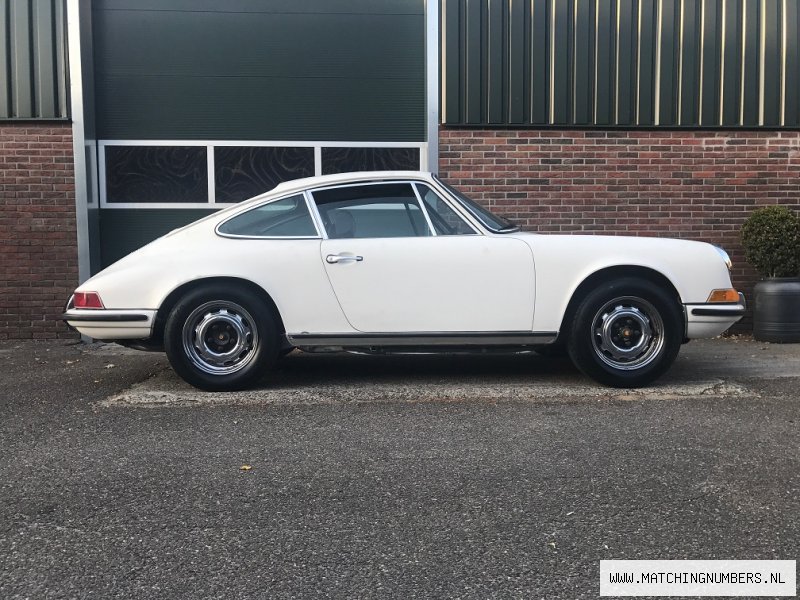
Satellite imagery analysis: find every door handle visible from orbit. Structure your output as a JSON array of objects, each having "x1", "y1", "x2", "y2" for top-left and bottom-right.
[{"x1": 326, "y1": 254, "x2": 364, "y2": 264}]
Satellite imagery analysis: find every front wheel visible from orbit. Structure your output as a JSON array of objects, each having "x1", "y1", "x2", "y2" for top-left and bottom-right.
[
  {"x1": 164, "y1": 285, "x2": 279, "y2": 391},
  {"x1": 567, "y1": 278, "x2": 683, "y2": 388}
]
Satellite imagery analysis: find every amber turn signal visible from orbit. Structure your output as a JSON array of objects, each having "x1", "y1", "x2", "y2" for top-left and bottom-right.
[{"x1": 706, "y1": 289, "x2": 740, "y2": 303}]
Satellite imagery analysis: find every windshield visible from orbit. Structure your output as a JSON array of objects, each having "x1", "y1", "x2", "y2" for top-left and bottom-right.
[{"x1": 433, "y1": 176, "x2": 519, "y2": 233}]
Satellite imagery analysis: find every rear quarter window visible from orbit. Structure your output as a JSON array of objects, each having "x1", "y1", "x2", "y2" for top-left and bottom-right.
[{"x1": 217, "y1": 194, "x2": 318, "y2": 237}]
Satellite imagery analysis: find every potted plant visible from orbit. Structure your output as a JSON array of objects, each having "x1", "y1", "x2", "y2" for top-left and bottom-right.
[{"x1": 740, "y1": 206, "x2": 800, "y2": 342}]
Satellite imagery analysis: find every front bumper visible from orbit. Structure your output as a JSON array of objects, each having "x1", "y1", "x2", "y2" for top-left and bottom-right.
[{"x1": 684, "y1": 292, "x2": 746, "y2": 338}]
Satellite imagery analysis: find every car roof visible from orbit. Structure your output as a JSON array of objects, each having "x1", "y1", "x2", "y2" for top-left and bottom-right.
[
  {"x1": 186, "y1": 171, "x2": 438, "y2": 232},
  {"x1": 268, "y1": 170, "x2": 435, "y2": 197}
]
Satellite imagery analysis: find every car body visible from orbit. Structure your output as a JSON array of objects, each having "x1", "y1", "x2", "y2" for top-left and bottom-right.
[{"x1": 62, "y1": 171, "x2": 746, "y2": 390}]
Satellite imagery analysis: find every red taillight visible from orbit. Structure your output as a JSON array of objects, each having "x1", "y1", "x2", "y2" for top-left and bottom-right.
[{"x1": 73, "y1": 291, "x2": 105, "y2": 309}]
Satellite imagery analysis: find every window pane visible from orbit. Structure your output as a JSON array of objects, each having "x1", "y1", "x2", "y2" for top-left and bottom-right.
[
  {"x1": 105, "y1": 146, "x2": 208, "y2": 204},
  {"x1": 313, "y1": 183, "x2": 431, "y2": 239},
  {"x1": 217, "y1": 194, "x2": 317, "y2": 237},
  {"x1": 433, "y1": 176, "x2": 519, "y2": 233},
  {"x1": 415, "y1": 184, "x2": 477, "y2": 235},
  {"x1": 321, "y1": 147, "x2": 420, "y2": 175},
  {"x1": 215, "y1": 146, "x2": 314, "y2": 203}
]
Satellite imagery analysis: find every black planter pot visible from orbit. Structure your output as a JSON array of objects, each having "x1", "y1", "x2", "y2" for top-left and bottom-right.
[{"x1": 753, "y1": 277, "x2": 800, "y2": 343}]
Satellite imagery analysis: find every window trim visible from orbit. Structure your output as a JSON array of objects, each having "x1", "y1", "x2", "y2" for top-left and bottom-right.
[
  {"x1": 410, "y1": 183, "x2": 439, "y2": 236},
  {"x1": 214, "y1": 191, "x2": 322, "y2": 240},
  {"x1": 98, "y1": 139, "x2": 428, "y2": 209},
  {"x1": 418, "y1": 179, "x2": 491, "y2": 235},
  {"x1": 102, "y1": 143, "x2": 211, "y2": 208},
  {"x1": 431, "y1": 174, "x2": 520, "y2": 234},
  {"x1": 309, "y1": 180, "x2": 438, "y2": 240},
  {"x1": 412, "y1": 182, "x2": 480, "y2": 236}
]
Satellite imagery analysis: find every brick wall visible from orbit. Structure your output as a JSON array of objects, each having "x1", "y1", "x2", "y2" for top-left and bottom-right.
[
  {"x1": 439, "y1": 128, "x2": 800, "y2": 328},
  {"x1": 0, "y1": 123, "x2": 77, "y2": 339},
  {"x1": 1, "y1": 125, "x2": 797, "y2": 338}
]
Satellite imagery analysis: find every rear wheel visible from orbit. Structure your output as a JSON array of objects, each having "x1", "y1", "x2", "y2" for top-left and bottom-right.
[
  {"x1": 567, "y1": 278, "x2": 683, "y2": 387},
  {"x1": 164, "y1": 285, "x2": 279, "y2": 391}
]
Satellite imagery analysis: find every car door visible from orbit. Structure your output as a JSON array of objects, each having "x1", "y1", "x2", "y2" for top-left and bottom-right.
[{"x1": 312, "y1": 181, "x2": 535, "y2": 333}]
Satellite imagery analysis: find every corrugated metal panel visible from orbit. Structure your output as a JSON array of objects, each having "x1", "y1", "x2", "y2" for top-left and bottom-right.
[
  {"x1": 0, "y1": 0, "x2": 68, "y2": 119},
  {"x1": 92, "y1": 0, "x2": 425, "y2": 141},
  {"x1": 442, "y1": 0, "x2": 796, "y2": 127},
  {"x1": 785, "y1": 0, "x2": 800, "y2": 126}
]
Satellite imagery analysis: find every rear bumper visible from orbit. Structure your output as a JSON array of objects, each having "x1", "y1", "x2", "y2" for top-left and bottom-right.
[
  {"x1": 684, "y1": 292, "x2": 746, "y2": 338},
  {"x1": 62, "y1": 309, "x2": 156, "y2": 339}
]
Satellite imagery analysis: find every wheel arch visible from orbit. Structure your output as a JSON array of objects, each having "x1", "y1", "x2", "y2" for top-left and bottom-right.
[
  {"x1": 153, "y1": 277, "x2": 286, "y2": 345},
  {"x1": 557, "y1": 265, "x2": 683, "y2": 342}
]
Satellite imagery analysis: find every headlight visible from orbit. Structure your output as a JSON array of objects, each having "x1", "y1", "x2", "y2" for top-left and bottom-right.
[{"x1": 713, "y1": 245, "x2": 733, "y2": 271}]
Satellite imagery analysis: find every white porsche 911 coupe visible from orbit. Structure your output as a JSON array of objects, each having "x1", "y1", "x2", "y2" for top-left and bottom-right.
[{"x1": 62, "y1": 171, "x2": 745, "y2": 391}]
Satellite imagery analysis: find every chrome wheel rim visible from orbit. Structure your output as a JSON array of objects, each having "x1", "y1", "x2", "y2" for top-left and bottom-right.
[
  {"x1": 591, "y1": 296, "x2": 664, "y2": 371},
  {"x1": 181, "y1": 301, "x2": 259, "y2": 375}
]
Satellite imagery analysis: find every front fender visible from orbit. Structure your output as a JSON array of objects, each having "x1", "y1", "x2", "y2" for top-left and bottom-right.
[{"x1": 517, "y1": 235, "x2": 733, "y2": 333}]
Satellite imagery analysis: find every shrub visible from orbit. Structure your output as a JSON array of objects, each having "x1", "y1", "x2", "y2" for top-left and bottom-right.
[{"x1": 740, "y1": 206, "x2": 800, "y2": 278}]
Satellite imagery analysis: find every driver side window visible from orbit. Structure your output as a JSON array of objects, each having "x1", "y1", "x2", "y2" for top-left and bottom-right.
[{"x1": 313, "y1": 183, "x2": 432, "y2": 239}]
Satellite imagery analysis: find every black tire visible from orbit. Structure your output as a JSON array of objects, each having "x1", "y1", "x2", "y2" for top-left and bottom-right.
[
  {"x1": 164, "y1": 285, "x2": 279, "y2": 391},
  {"x1": 566, "y1": 277, "x2": 683, "y2": 388}
]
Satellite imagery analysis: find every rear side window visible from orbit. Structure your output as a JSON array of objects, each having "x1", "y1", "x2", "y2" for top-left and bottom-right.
[
  {"x1": 217, "y1": 194, "x2": 318, "y2": 237},
  {"x1": 312, "y1": 183, "x2": 432, "y2": 239}
]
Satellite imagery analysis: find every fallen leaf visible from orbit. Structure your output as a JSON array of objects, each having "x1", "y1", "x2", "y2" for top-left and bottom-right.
[{"x1": 239, "y1": 465, "x2": 252, "y2": 471}]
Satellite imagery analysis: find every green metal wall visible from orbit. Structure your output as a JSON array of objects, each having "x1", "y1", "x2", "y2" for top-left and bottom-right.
[
  {"x1": 443, "y1": 0, "x2": 800, "y2": 127},
  {"x1": 0, "y1": 0, "x2": 68, "y2": 119},
  {"x1": 92, "y1": 0, "x2": 426, "y2": 141}
]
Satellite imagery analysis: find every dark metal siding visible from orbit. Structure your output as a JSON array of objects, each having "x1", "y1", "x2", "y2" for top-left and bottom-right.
[
  {"x1": 442, "y1": 0, "x2": 797, "y2": 128},
  {"x1": 92, "y1": 0, "x2": 425, "y2": 141},
  {"x1": 0, "y1": 0, "x2": 68, "y2": 120}
]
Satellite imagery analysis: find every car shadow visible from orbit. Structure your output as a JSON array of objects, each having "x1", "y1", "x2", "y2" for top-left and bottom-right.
[{"x1": 264, "y1": 351, "x2": 579, "y2": 388}]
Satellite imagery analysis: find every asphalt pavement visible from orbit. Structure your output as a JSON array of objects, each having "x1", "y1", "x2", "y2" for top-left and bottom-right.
[{"x1": 0, "y1": 338, "x2": 798, "y2": 599}]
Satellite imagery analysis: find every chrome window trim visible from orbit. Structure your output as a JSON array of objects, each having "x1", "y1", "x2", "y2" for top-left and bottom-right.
[
  {"x1": 412, "y1": 182, "x2": 480, "y2": 236},
  {"x1": 304, "y1": 189, "x2": 329, "y2": 240},
  {"x1": 430, "y1": 175, "x2": 518, "y2": 234},
  {"x1": 214, "y1": 192, "x2": 322, "y2": 240},
  {"x1": 423, "y1": 178, "x2": 493, "y2": 235},
  {"x1": 309, "y1": 179, "x2": 488, "y2": 238},
  {"x1": 410, "y1": 183, "x2": 439, "y2": 237}
]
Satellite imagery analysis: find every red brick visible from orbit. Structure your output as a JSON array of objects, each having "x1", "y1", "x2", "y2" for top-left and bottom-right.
[
  {"x1": 0, "y1": 123, "x2": 77, "y2": 339},
  {"x1": 439, "y1": 127, "x2": 800, "y2": 330}
]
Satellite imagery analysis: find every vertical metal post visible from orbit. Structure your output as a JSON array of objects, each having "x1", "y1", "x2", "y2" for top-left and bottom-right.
[
  {"x1": 66, "y1": 0, "x2": 91, "y2": 286},
  {"x1": 426, "y1": 0, "x2": 440, "y2": 174}
]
